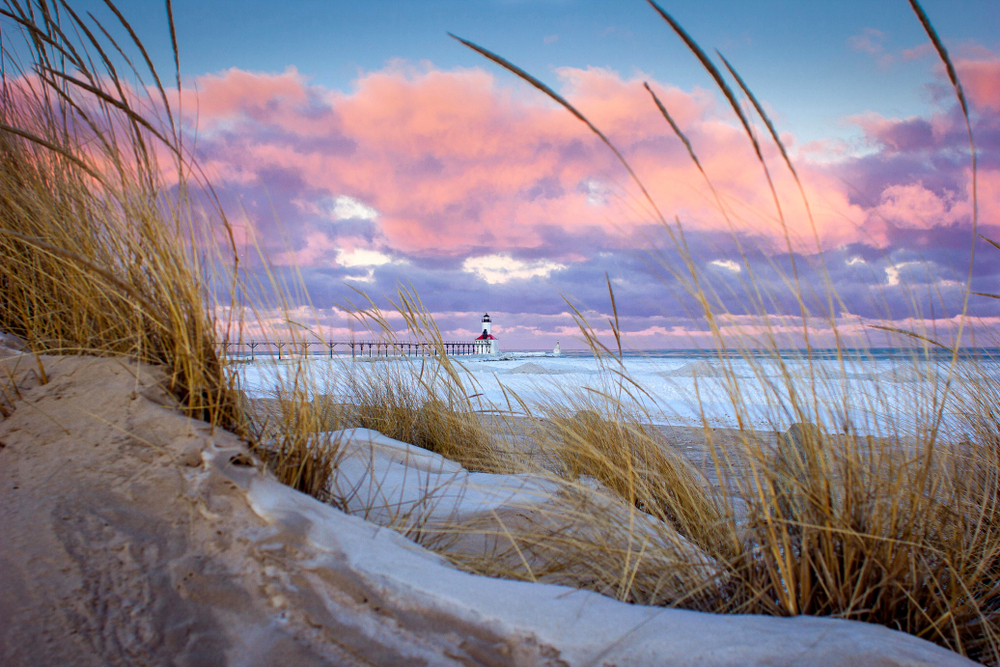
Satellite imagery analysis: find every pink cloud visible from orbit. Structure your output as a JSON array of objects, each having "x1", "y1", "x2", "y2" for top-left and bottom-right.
[
  {"x1": 186, "y1": 66, "x2": 311, "y2": 121},
  {"x1": 846, "y1": 28, "x2": 894, "y2": 68},
  {"x1": 851, "y1": 113, "x2": 938, "y2": 152},
  {"x1": 180, "y1": 63, "x2": 884, "y2": 264},
  {"x1": 872, "y1": 183, "x2": 963, "y2": 228},
  {"x1": 847, "y1": 28, "x2": 886, "y2": 56},
  {"x1": 956, "y1": 57, "x2": 1000, "y2": 113}
]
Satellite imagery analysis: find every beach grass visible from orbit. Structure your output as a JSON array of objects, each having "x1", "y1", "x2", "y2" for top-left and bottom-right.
[
  {"x1": 0, "y1": 0, "x2": 242, "y2": 430},
  {"x1": 0, "y1": 0, "x2": 329, "y2": 494},
  {"x1": 439, "y1": 0, "x2": 997, "y2": 661},
  {"x1": 2, "y1": 0, "x2": 999, "y2": 663}
]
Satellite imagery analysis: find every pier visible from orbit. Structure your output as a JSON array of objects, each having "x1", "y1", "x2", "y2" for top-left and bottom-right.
[{"x1": 220, "y1": 340, "x2": 487, "y2": 361}]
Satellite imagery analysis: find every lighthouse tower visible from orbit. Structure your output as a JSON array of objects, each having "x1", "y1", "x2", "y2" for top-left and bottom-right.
[{"x1": 474, "y1": 313, "x2": 499, "y2": 355}]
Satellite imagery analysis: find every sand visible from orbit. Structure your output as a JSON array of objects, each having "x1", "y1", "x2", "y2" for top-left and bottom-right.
[
  {"x1": 0, "y1": 349, "x2": 976, "y2": 666},
  {"x1": 0, "y1": 354, "x2": 349, "y2": 665}
]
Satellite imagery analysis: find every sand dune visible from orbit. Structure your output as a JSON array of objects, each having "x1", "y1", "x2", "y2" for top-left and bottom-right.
[
  {"x1": 0, "y1": 350, "x2": 975, "y2": 666},
  {"x1": 328, "y1": 427, "x2": 721, "y2": 599}
]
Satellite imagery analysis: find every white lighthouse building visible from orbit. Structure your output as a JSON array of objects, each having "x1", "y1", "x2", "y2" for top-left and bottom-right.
[{"x1": 473, "y1": 313, "x2": 499, "y2": 355}]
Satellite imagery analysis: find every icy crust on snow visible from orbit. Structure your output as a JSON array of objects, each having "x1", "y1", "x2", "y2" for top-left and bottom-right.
[
  {"x1": 246, "y1": 456, "x2": 974, "y2": 666},
  {"x1": 324, "y1": 427, "x2": 720, "y2": 594},
  {"x1": 329, "y1": 427, "x2": 559, "y2": 528}
]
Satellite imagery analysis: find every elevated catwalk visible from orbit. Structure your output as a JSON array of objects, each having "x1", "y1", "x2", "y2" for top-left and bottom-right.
[{"x1": 222, "y1": 340, "x2": 488, "y2": 361}]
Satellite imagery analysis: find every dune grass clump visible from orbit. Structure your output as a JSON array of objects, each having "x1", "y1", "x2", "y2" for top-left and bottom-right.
[
  {"x1": 0, "y1": 0, "x2": 333, "y2": 494},
  {"x1": 340, "y1": 362, "x2": 512, "y2": 473},
  {"x1": 241, "y1": 370, "x2": 346, "y2": 500},
  {"x1": 0, "y1": 0, "x2": 241, "y2": 430},
  {"x1": 539, "y1": 400, "x2": 735, "y2": 556},
  {"x1": 438, "y1": 1, "x2": 1000, "y2": 662},
  {"x1": 332, "y1": 288, "x2": 519, "y2": 473}
]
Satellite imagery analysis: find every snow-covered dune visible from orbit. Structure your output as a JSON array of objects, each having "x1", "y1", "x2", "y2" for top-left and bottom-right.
[{"x1": 0, "y1": 347, "x2": 976, "y2": 665}]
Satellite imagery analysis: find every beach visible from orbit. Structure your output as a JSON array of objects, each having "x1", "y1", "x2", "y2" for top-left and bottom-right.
[
  {"x1": 0, "y1": 349, "x2": 977, "y2": 666},
  {"x1": 1, "y1": 0, "x2": 995, "y2": 660},
  {"x1": 237, "y1": 348, "x2": 994, "y2": 434}
]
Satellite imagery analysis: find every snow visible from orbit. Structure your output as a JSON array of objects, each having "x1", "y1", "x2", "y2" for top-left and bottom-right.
[
  {"x1": 238, "y1": 351, "x2": 998, "y2": 435},
  {"x1": 325, "y1": 427, "x2": 718, "y2": 587},
  {"x1": 502, "y1": 362, "x2": 562, "y2": 374},
  {"x1": 233, "y1": 361, "x2": 981, "y2": 663},
  {"x1": 661, "y1": 360, "x2": 730, "y2": 377},
  {"x1": 243, "y1": 445, "x2": 976, "y2": 665},
  {"x1": 330, "y1": 427, "x2": 560, "y2": 531}
]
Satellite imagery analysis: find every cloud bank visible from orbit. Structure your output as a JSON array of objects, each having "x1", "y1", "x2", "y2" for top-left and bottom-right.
[{"x1": 180, "y1": 52, "x2": 999, "y2": 348}]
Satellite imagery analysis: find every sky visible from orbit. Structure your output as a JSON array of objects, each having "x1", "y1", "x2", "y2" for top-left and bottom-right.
[{"x1": 16, "y1": 0, "x2": 1000, "y2": 349}]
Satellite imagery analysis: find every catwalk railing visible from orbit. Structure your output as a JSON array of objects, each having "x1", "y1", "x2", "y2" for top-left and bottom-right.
[{"x1": 221, "y1": 340, "x2": 491, "y2": 361}]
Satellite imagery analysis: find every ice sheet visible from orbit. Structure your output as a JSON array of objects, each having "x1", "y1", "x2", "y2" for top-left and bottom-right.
[{"x1": 237, "y1": 350, "x2": 1000, "y2": 435}]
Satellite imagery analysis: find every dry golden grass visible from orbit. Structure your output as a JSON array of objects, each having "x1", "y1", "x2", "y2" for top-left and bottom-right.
[
  {"x1": 339, "y1": 361, "x2": 514, "y2": 473},
  {"x1": 0, "y1": 0, "x2": 242, "y2": 431},
  {"x1": 437, "y1": 1, "x2": 1000, "y2": 662},
  {"x1": 538, "y1": 401, "x2": 736, "y2": 559},
  {"x1": 242, "y1": 387, "x2": 344, "y2": 500},
  {"x1": 4, "y1": 0, "x2": 1000, "y2": 664},
  {"x1": 328, "y1": 286, "x2": 521, "y2": 473},
  {"x1": 0, "y1": 0, "x2": 332, "y2": 494}
]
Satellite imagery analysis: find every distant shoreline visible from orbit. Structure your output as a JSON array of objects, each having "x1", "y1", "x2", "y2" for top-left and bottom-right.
[{"x1": 227, "y1": 347, "x2": 1000, "y2": 361}]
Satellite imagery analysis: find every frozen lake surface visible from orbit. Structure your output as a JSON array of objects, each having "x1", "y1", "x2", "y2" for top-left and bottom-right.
[{"x1": 236, "y1": 348, "x2": 1000, "y2": 436}]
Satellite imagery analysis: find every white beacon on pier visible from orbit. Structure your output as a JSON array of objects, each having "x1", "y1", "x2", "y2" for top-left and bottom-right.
[{"x1": 475, "y1": 313, "x2": 499, "y2": 355}]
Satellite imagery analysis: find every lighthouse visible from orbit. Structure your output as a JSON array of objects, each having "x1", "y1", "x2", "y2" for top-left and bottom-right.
[{"x1": 474, "y1": 312, "x2": 499, "y2": 355}]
